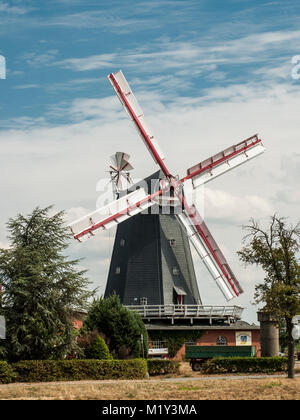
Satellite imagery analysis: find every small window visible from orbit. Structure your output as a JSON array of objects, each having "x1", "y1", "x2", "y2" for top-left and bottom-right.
[
  {"x1": 173, "y1": 267, "x2": 180, "y2": 275},
  {"x1": 216, "y1": 336, "x2": 227, "y2": 346},
  {"x1": 169, "y1": 239, "x2": 176, "y2": 247},
  {"x1": 120, "y1": 239, "x2": 125, "y2": 247},
  {"x1": 140, "y1": 297, "x2": 148, "y2": 305},
  {"x1": 115, "y1": 267, "x2": 120, "y2": 274},
  {"x1": 152, "y1": 340, "x2": 165, "y2": 349}
]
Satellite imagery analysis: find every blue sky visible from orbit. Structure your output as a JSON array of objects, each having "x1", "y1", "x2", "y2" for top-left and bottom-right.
[
  {"x1": 0, "y1": 0, "x2": 300, "y2": 322},
  {"x1": 2, "y1": 0, "x2": 300, "y2": 123}
]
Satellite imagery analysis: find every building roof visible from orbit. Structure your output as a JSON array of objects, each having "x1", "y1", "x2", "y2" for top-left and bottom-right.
[{"x1": 145, "y1": 320, "x2": 260, "y2": 331}]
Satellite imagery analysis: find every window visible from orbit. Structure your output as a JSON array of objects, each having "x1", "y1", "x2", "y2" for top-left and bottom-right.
[
  {"x1": 140, "y1": 297, "x2": 148, "y2": 305},
  {"x1": 173, "y1": 267, "x2": 180, "y2": 275},
  {"x1": 216, "y1": 336, "x2": 227, "y2": 346},
  {"x1": 115, "y1": 267, "x2": 120, "y2": 274},
  {"x1": 151, "y1": 340, "x2": 165, "y2": 349},
  {"x1": 120, "y1": 239, "x2": 125, "y2": 247}
]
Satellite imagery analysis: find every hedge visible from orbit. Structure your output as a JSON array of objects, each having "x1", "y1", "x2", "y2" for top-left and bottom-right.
[
  {"x1": 11, "y1": 359, "x2": 148, "y2": 383},
  {"x1": 201, "y1": 357, "x2": 288, "y2": 374},
  {"x1": 0, "y1": 361, "x2": 17, "y2": 384},
  {"x1": 147, "y1": 359, "x2": 180, "y2": 376}
]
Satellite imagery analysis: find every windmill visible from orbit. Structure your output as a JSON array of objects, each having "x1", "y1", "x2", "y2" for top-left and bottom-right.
[{"x1": 69, "y1": 70, "x2": 265, "y2": 303}]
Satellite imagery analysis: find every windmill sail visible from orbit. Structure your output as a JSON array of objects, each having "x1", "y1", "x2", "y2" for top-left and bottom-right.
[
  {"x1": 108, "y1": 71, "x2": 170, "y2": 177},
  {"x1": 176, "y1": 204, "x2": 243, "y2": 301},
  {"x1": 69, "y1": 188, "x2": 159, "y2": 242},
  {"x1": 184, "y1": 135, "x2": 265, "y2": 188}
]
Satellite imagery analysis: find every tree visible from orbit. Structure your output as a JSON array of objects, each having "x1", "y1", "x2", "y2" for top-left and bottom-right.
[
  {"x1": 0, "y1": 206, "x2": 94, "y2": 361},
  {"x1": 238, "y1": 215, "x2": 300, "y2": 378},
  {"x1": 83, "y1": 293, "x2": 149, "y2": 359}
]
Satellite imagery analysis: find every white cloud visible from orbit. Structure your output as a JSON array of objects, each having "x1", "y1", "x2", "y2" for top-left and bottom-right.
[
  {"x1": 53, "y1": 29, "x2": 300, "y2": 83},
  {"x1": 204, "y1": 188, "x2": 274, "y2": 223},
  {"x1": 0, "y1": 1, "x2": 30, "y2": 15}
]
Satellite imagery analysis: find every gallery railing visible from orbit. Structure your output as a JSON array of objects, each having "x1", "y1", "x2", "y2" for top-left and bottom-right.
[{"x1": 125, "y1": 304, "x2": 244, "y2": 324}]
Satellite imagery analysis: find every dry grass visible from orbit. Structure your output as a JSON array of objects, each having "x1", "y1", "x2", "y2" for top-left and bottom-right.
[
  {"x1": 0, "y1": 363, "x2": 299, "y2": 400},
  {"x1": 0, "y1": 377, "x2": 299, "y2": 400}
]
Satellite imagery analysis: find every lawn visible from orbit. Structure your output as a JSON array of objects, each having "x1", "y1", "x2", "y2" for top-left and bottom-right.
[{"x1": 0, "y1": 363, "x2": 299, "y2": 400}]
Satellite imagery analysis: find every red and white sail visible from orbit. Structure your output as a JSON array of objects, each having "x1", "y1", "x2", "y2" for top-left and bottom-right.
[
  {"x1": 69, "y1": 188, "x2": 159, "y2": 242},
  {"x1": 107, "y1": 71, "x2": 170, "y2": 178},
  {"x1": 176, "y1": 203, "x2": 243, "y2": 301},
  {"x1": 184, "y1": 135, "x2": 265, "y2": 188}
]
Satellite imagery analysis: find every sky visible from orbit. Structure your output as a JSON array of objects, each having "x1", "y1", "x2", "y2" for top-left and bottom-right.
[{"x1": 0, "y1": 0, "x2": 300, "y2": 324}]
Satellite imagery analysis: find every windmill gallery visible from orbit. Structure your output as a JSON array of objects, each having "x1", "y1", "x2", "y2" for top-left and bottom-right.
[{"x1": 69, "y1": 71, "x2": 266, "y2": 360}]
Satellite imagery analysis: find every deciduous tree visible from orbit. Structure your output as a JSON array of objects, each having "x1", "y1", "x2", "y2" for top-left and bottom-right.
[{"x1": 238, "y1": 215, "x2": 300, "y2": 378}]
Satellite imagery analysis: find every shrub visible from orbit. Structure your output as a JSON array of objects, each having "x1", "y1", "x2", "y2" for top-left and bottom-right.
[
  {"x1": 76, "y1": 330, "x2": 98, "y2": 358},
  {"x1": 83, "y1": 294, "x2": 148, "y2": 359},
  {"x1": 12, "y1": 359, "x2": 147, "y2": 382},
  {"x1": 201, "y1": 357, "x2": 288, "y2": 374},
  {"x1": 0, "y1": 361, "x2": 17, "y2": 384},
  {"x1": 147, "y1": 359, "x2": 180, "y2": 376},
  {"x1": 77, "y1": 331, "x2": 112, "y2": 360},
  {"x1": 87, "y1": 336, "x2": 112, "y2": 360}
]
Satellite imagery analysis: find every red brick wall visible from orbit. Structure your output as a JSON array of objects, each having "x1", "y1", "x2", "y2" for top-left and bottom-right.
[
  {"x1": 172, "y1": 329, "x2": 261, "y2": 361},
  {"x1": 73, "y1": 318, "x2": 83, "y2": 330}
]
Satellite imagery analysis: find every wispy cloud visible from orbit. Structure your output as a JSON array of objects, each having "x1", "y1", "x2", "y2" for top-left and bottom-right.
[
  {"x1": 0, "y1": 1, "x2": 30, "y2": 15},
  {"x1": 54, "y1": 29, "x2": 300, "y2": 91},
  {"x1": 21, "y1": 49, "x2": 59, "y2": 67},
  {"x1": 14, "y1": 84, "x2": 40, "y2": 90}
]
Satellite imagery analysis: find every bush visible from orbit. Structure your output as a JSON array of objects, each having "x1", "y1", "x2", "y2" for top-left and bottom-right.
[
  {"x1": 0, "y1": 361, "x2": 17, "y2": 384},
  {"x1": 76, "y1": 331, "x2": 112, "y2": 360},
  {"x1": 147, "y1": 359, "x2": 180, "y2": 376},
  {"x1": 12, "y1": 359, "x2": 147, "y2": 382},
  {"x1": 201, "y1": 357, "x2": 288, "y2": 374},
  {"x1": 83, "y1": 294, "x2": 148, "y2": 359},
  {"x1": 88, "y1": 336, "x2": 112, "y2": 360}
]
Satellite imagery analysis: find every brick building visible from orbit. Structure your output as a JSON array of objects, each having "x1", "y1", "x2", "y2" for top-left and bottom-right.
[
  {"x1": 72, "y1": 307, "x2": 261, "y2": 360},
  {"x1": 147, "y1": 321, "x2": 261, "y2": 360}
]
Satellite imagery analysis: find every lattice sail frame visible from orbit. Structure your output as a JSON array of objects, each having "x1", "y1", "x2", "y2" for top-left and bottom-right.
[{"x1": 69, "y1": 70, "x2": 265, "y2": 301}]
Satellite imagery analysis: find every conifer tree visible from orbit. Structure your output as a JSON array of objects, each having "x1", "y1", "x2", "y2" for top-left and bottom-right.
[
  {"x1": 0, "y1": 206, "x2": 94, "y2": 361},
  {"x1": 84, "y1": 293, "x2": 149, "y2": 359}
]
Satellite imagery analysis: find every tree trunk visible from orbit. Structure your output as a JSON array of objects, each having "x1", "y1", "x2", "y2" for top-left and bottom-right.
[{"x1": 287, "y1": 318, "x2": 295, "y2": 379}]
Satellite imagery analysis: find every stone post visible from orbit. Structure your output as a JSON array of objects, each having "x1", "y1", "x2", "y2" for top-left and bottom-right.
[{"x1": 257, "y1": 311, "x2": 279, "y2": 357}]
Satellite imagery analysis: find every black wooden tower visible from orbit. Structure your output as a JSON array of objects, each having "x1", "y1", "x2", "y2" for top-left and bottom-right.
[{"x1": 104, "y1": 172, "x2": 202, "y2": 306}]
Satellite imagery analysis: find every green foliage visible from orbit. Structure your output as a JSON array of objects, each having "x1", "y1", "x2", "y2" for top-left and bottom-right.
[
  {"x1": 76, "y1": 330, "x2": 98, "y2": 358},
  {"x1": 238, "y1": 215, "x2": 300, "y2": 378},
  {"x1": 87, "y1": 335, "x2": 112, "y2": 360},
  {"x1": 0, "y1": 361, "x2": 17, "y2": 384},
  {"x1": 147, "y1": 359, "x2": 180, "y2": 376},
  {"x1": 238, "y1": 215, "x2": 300, "y2": 320},
  {"x1": 83, "y1": 293, "x2": 148, "y2": 359},
  {"x1": 12, "y1": 359, "x2": 147, "y2": 382},
  {"x1": 0, "y1": 206, "x2": 94, "y2": 361},
  {"x1": 201, "y1": 357, "x2": 288, "y2": 374},
  {"x1": 149, "y1": 331, "x2": 203, "y2": 358}
]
